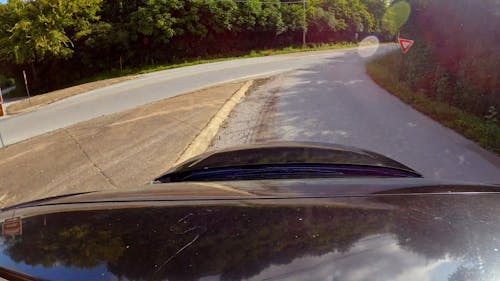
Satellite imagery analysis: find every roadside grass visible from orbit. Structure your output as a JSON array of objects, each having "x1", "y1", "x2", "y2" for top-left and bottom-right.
[
  {"x1": 6, "y1": 42, "x2": 356, "y2": 114},
  {"x1": 76, "y1": 42, "x2": 356, "y2": 84},
  {"x1": 366, "y1": 51, "x2": 500, "y2": 155}
]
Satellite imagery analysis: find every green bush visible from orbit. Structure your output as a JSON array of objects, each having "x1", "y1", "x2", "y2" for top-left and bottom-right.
[{"x1": 0, "y1": 75, "x2": 15, "y2": 88}]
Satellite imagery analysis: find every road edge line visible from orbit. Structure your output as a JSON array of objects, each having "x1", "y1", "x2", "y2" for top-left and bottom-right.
[{"x1": 174, "y1": 80, "x2": 254, "y2": 165}]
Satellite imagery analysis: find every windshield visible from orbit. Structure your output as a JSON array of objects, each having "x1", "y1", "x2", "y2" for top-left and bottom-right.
[{"x1": 0, "y1": 0, "x2": 498, "y2": 279}]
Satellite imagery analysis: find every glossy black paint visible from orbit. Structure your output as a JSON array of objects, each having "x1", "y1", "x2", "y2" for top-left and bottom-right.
[
  {"x1": 155, "y1": 142, "x2": 421, "y2": 182},
  {"x1": 1, "y1": 178, "x2": 499, "y2": 281}
]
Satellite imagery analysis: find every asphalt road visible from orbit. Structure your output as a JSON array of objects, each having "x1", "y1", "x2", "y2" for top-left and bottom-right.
[
  {"x1": 2, "y1": 44, "x2": 498, "y2": 183},
  {"x1": 0, "y1": 47, "x2": 368, "y2": 147},
  {"x1": 213, "y1": 50, "x2": 500, "y2": 184}
]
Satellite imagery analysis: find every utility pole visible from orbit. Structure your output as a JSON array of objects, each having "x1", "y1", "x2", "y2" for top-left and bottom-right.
[{"x1": 302, "y1": 0, "x2": 307, "y2": 47}]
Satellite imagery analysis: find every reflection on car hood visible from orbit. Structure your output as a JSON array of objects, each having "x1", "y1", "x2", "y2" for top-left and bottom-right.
[{"x1": 0, "y1": 179, "x2": 500, "y2": 281}]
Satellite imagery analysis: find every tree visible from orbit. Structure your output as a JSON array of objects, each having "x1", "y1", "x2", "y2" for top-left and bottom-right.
[
  {"x1": 308, "y1": 0, "x2": 376, "y2": 42},
  {"x1": 361, "y1": 0, "x2": 387, "y2": 33},
  {"x1": 0, "y1": 0, "x2": 102, "y2": 94},
  {"x1": 381, "y1": 1, "x2": 411, "y2": 37},
  {"x1": 130, "y1": 0, "x2": 181, "y2": 43},
  {"x1": 281, "y1": 2, "x2": 306, "y2": 32},
  {"x1": 259, "y1": 0, "x2": 285, "y2": 34}
]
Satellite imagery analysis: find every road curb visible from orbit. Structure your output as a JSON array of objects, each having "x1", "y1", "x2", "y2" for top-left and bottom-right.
[{"x1": 174, "y1": 80, "x2": 254, "y2": 165}]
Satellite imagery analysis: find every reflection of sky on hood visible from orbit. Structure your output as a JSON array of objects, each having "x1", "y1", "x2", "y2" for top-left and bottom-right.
[
  {"x1": 0, "y1": 242, "x2": 114, "y2": 281},
  {"x1": 242, "y1": 234, "x2": 459, "y2": 281}
]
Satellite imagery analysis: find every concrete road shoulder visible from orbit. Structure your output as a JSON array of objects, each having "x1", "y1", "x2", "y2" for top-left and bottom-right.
[{"x1": 0, "y1": 81, "x2": 252, "y2": 208}]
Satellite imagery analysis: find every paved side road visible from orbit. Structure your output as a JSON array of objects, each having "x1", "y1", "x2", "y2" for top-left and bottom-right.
[
  {"x1": 0, "y1": 46, "x2": 376, "y2": 147},
  {"x1": 213, "y1": 51, "x2": 500, "y2": 184}
]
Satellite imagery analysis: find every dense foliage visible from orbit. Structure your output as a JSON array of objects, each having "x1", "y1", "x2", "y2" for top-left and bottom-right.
[
  {"x1": 0, "y1": 0, "x2": 388, "y2": 95},
  {"x1": 397, "y1": 0, "x2": 499, "y2": 117}
]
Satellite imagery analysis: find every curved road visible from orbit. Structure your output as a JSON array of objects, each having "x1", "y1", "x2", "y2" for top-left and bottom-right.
[
  {"x1": 212, "y1": 48, "x2": 500, "y2": 183},
  {"x1": 0, "y1": 47, "x2": 367, "y2": 147},
  {"x1": 1, "y1": 45, "x2": 499, "y2": 183}
]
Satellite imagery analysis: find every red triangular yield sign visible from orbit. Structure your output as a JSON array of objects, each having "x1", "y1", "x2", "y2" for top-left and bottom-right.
[{"x1": 398, "y1": 38, "x2": 414, "y2": 54}]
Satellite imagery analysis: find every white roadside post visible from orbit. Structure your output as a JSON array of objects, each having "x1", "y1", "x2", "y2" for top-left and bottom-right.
[
  {"x1": 23, "y1": 70, "x2": 32, "y2": 105},
  {"x1": 0, "y1": 87, "x2": 4, "y2": 117},
  {"x1": 0, "y1": 87, "x2": 4, "y2": 146}
]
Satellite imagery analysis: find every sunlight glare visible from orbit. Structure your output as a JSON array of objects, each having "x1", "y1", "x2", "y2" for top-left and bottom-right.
[{"x1": 357, "y1": 35, "x2": 380, "y2": 58}]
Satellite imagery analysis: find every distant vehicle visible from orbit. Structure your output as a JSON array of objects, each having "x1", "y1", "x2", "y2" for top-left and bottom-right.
[{"x1": 1, "y1": 142, "x2": 499, "y2": 281}]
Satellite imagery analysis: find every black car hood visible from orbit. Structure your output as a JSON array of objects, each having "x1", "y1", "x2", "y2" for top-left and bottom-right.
[
  {"x1": 1, "y1": 178, "x2": 500, "y2": 281},
  {"x1": 156, "y1": 142, "x2": 420, "y2": 179}
]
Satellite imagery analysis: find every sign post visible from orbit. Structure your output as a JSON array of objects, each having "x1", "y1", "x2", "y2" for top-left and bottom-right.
[
  {"x1": 398, "y1": 38, "x2": 414, "y2": 81},
  {"x1": 23, "y1": 70, "x2": 32, "y2": 104}
]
